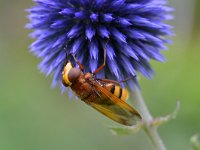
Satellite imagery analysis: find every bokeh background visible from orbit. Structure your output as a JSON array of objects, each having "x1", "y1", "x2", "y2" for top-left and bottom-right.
[{"x1": 0, "y1": 0, "x2": 199, "y2": 150}]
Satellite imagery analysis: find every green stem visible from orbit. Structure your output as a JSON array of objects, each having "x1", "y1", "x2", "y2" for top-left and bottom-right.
[{"x1": 131, "y1": 87, "x2": 167, "y2": 150}]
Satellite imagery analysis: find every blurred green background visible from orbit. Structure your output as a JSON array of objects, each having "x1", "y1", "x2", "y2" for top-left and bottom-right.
[{"x1": 0, "y1": 0, "x2": 200, "y2": 150}]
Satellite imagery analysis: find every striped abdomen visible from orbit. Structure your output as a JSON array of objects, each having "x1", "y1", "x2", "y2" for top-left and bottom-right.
[{"x1": 105, "y1": 84, "x2": 129, "y2": 101}]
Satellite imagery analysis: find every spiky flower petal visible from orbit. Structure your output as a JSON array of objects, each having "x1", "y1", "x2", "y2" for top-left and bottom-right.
[{"x1": 27, "y1": 0, "x2": 173, "y2": 90}]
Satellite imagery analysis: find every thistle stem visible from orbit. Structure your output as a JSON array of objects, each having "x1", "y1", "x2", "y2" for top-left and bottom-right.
[{"x1": 132, "y1": 87, "x2": 167, "y2": 150}]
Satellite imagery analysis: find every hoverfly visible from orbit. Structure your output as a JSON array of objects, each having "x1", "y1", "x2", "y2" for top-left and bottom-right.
[{"x1": 62, "y1": 48, "x2": 141, "y2": 126}]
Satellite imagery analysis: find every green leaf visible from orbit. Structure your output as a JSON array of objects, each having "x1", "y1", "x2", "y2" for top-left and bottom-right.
[
  {"x1": 151, "y1": 101, "x2": 180, "y2": 127},
  {"x1": 190, "y1": 134, "x2": 200, "y2": 150},
  {"x1": 109, "y1": 123, "x2": 143, "y2": 135}
]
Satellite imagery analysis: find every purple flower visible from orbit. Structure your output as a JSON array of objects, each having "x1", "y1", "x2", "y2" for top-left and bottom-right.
[{"x1": 27, "y1": 0, "x2": 173, "y2": 90}]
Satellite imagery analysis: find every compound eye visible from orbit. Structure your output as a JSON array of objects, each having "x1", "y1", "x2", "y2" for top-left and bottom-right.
[{"x1": 68, "y1": 68, "x2": 81, "y2": 83}]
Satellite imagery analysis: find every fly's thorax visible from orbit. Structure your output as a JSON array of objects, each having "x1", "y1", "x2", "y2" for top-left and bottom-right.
[
  {"x1": 62, "y1": 62, "x2": 82, "y2": 87},
  {"x1": 84, "y1": 73, "x2": 92, "y2": 79}
]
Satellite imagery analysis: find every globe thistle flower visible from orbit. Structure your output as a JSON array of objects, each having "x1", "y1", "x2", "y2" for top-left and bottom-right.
[{"x1": 26, "y1": 0, "x2": 173, "y2": 91}]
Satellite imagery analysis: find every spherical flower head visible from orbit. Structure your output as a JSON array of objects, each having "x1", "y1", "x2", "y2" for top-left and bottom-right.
[{"x1": 27, "y1": 0, "x2": 173, "y2": 91}]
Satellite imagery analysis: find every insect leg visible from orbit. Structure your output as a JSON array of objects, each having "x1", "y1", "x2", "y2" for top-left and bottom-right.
[
  {"x1": 93, "y1": 45, "x2": 106, "y2": 75},
  {"x1": 98, "y1": 76, "x2": 136, "y2": 85},
  {"x1": 72, "y1": 54, "x2": 84, "y2": 72},
  {"x1": 118, "y1": 76, "x2": 136, "y2": 83},
  {"x1": 97, "y1": 78, "x2": 120, "y2": 85},
  {"x1": 63, "y1": 48, "x2": 69, "y2": 66}
]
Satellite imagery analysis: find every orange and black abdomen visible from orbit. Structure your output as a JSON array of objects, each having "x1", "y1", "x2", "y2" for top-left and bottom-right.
[{"x1": 104, "y1": 84, "x2": 129, "y2": 101}]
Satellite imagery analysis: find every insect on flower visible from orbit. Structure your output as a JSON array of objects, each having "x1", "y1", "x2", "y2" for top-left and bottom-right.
[
  {"x1": 62, "y1": 48, "x2": 141, "y2": 126},
  {"x1": 27, "y1": 0, "x2": 173, "y2": 91}
]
